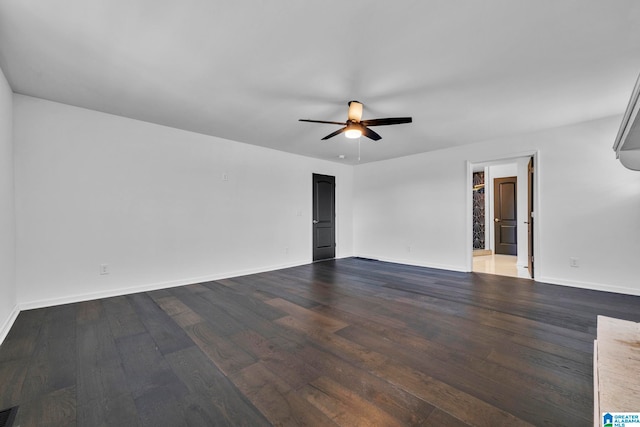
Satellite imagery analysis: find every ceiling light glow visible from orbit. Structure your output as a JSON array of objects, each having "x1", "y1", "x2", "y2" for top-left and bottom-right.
[{"x1": 345, "y1": 129, "x2": 362, "y2": 139}]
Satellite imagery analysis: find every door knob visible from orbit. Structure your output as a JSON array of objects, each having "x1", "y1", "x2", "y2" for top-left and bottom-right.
[
  {"x1": 494, "y1": 218, "x2": 500, "y2": 222},
  {"x1": 313, "y1": 220, "x2": 319, "y2": 224}
]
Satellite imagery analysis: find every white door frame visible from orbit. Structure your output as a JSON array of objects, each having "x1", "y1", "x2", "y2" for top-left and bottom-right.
[{"x1": 465, "y1": 150, "x2": 541, "y2": 277}]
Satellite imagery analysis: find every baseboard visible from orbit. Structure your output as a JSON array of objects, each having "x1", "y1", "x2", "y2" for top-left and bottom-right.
[
  {"x1": 0, "y1": 305, "x2": 20, "y2": 346},
  {"x1": 353, "y1": 257, "x2": 640, "y2": 296},
  {"x1": 537, "y1": 275, "x2": 640, "y2": 297},
  {"x1": 18, "y1": 257, "x2": 639, "y2": 312},
  {"x1": 18, "y1": 259, "x2": 311, "y2": 311},
  {"x1": 354, "y1": 254, "x2": 467, "y2": 273},
  {"x1": 472, "y1": 249, "x2": 492, "y2": 257}
]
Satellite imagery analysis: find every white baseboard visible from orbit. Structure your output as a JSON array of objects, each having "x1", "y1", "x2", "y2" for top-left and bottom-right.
[
  {"x1": 354, "y1": 254, "x2": 468, "y2": 273},
  {"x1": 15, "y1": 257, "x2": 640, "y2": 315},
  {"x1": 18, "y1": 259, "x2": 311, "y2": 311},
  {"x1": 537, "y1": 275, "x2": 640, "y2": 297},
  {"x1": 355, "y1": 256, "x2": 640, "y2": 297},
  {"x1": 0, "y1": 305, "x2": 20, "y2": 346}
]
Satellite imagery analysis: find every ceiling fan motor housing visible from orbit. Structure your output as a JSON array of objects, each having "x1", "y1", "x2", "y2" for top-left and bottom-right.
[{"x1": 348, "y1": 101, "x2": 363, "y2": 122}]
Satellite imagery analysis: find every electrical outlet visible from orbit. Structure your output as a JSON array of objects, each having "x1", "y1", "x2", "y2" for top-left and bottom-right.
[
  {"x1": 222, "y1": 172, "x2": 229, "y2": 182},
  {"x1": 285, "y1": 247, "x2": 289, "y2": 255},
  {"x1": 407, "y1": 245, "x2": 412, "y2": 253},
  {"x1": 569, "y1": 257, "x2": 579, "y2": 268},
  {"x1": 100, "y1": 264, "x2": 109, "y2": 275}
]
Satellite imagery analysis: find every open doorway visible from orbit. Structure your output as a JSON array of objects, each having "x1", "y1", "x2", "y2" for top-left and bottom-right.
[{"x1": 467, "y1": 154, "x2": 537, "y2": 279}]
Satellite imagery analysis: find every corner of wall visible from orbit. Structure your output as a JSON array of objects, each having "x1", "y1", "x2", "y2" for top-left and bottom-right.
[
  {"x1": 0, "y1": 64, "x2": 18, "y2": 347},
  {"x1": 0, "y1": 305, "x2": 19, "y2": 346}
]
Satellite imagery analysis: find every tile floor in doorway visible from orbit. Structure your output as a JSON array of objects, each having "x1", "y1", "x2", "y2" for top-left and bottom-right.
[{"x1": 473, "y1": 254, "x2": 531, "y2": 279}]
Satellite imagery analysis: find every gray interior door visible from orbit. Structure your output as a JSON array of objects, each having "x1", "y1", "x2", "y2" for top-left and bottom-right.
[
  {"x1": 494, "y1": 176, "x2": 517, "y2": 255},
  {"x1": 312, "y1": 174, "x2": 335, "y2": 261}
]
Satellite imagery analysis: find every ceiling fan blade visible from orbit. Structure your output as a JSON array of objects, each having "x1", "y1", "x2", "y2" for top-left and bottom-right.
[
  {"x1": 361, "y1": 117, "x2": 412, "y2": 127},
  {"x1": 321, "y1": 127, "x2": 348, "y2": 140},
  {"x1": 362, "y1": 126, "x2": 382, "y2": 141},
  {"x1": 299, "y1": 119, "x2": 346, "y2": 125},
  {"x1": 348, "y1": 101, "x2": 363, "y2": 122}
]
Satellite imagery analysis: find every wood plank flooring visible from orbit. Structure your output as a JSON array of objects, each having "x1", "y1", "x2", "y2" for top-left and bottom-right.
[{"x1": 2, "y1": 257, "x2": 640, "y2": 426}]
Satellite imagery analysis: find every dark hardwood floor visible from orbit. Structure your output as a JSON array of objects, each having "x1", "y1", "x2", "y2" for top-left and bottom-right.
[{"x1": 1, "y1": 257, "x2": 640, "y2": 426}]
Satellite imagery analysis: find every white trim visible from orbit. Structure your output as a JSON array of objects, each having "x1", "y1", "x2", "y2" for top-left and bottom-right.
[
  {"x1": 465, "y1": 161, "x2": 473, "y2": 272},
  {"x1": 351, "y1": 256, "x2": 640, "y2": 297},
  {"x1": 9, "y1": 255, "x2": 640, "y2": 335},
  {"x1": 18, "y1": 260, "x2": 311, "y2": 311},
  {"x1": 613, "y1": 72, "x2": 640, "y2": 154},
  {"x1": 355, "y1": 253, "x2": 467, "y2": 273},
  {"x1": 0, "y1": 305, "x2": 20, "y2": 346},
  {"x1": 538, "y1": 275, "x2": 640, "y2": 297},
  {"x1": 483, "y1": 165, "x2": 491, "y2": 252},
  {"x1": 466, "y1": 150, "x2": 540, "y2": 278}
]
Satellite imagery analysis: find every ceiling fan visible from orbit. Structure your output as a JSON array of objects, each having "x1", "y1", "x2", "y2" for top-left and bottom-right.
[{"x1": 299, "y1": 101, "x2": 412, "y2": 141}]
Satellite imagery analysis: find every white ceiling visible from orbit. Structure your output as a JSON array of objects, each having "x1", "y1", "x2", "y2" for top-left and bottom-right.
[{"x1": 1, "y1": 0, "x2": 639, "y2": 164}]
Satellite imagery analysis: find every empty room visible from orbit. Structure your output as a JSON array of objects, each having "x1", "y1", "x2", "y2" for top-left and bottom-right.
[{"x1": 1, "y1": 1, "x2": 640, "y2": 426}]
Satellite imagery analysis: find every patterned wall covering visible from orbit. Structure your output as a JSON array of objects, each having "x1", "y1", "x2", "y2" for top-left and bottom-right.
[{"x1": 473, "y1": 172, "x2": 485, "y2": 250}]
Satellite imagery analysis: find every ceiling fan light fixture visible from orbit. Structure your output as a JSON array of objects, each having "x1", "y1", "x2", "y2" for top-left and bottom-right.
[
  {"x1": 299, "y1": 101, "x2": 411, "y2": 142},
  {"x1": 345, "y1": 129, "x2": 362, "y2": 139},
  {"x1": 345, "y1": 121, "x2": 362, "y2": 139}
]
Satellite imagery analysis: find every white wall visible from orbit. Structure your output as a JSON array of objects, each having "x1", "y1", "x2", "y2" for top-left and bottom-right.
[
  {"x1": 9, "y1": 92, "x2": 640, "y2": 314},
  {"x1": 0, "y1": 66, "x2": 17, "y2": 343},
  {"x1": 354, "y1": 147, "x2": 469, "y2": 272},
  {"x1": 14, "y1": 95, "x2": 353, "y2": 308},
  {"x1": 354, "y1": 116, "x2": 640, "y2": 295}
]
